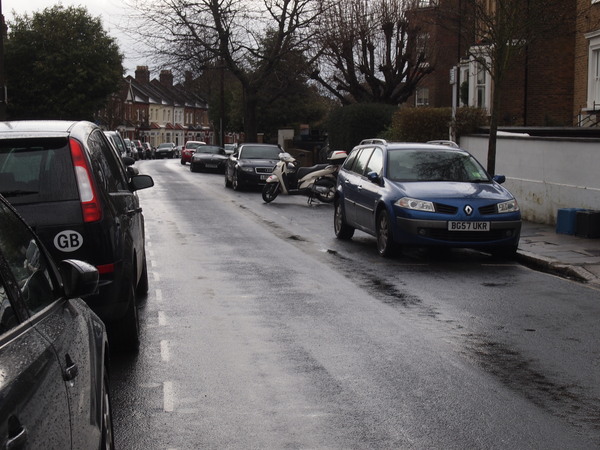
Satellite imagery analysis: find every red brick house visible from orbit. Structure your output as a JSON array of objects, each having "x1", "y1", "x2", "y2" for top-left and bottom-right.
[
  {"x1": 408, "y1": 0, "x2": 578, "y2": 127},
  {"x1": 574, "y1": 0, "x2": 600, "y2": 126}
]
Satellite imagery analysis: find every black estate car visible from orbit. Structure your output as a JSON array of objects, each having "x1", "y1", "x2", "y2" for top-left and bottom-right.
[
  {"x1": 0, "y1": 193, "x2": 113, "y2": 449},
  {"x1": 0, "y1": 120, "x2": 154, "y2": 349},
  {"x1": 224, "y1": 143, "x2": 282, "y2": 190}
]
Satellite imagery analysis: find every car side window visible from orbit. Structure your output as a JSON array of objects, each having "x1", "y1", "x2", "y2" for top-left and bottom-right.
[
  {"x1": 353, "y1": 147, "x2": 374, "y2": 176},
  {"x1": 88, "y1": 130, "x2": 128, "y2": 193},
  {"x1": 0, "y1": 278, "x2": 19, "y2": 335},
  {"x1": 342, "y1": 149, "x2": 360, "y2": 172},
  {"x1": 365, "y1": 148, "x2": 383, "y2": 176},
  {"x1": 0, "y1": 202, "x2": 57, "y2": 314}
]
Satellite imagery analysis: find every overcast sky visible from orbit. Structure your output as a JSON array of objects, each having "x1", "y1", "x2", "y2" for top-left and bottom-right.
[{"x1": 3, "y1": 0, "x2": 149, "y2": 75}]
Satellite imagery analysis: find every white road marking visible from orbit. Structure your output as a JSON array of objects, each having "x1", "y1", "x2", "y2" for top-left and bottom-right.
[
  {"x1": 158, "y1": 311, "x2": 167, "y2": 326},
  {"x1": 156, "y1": 289, "x2": 163, "y2": 304},
  {"x1": 160, "y1": 340, "x2": 170, "y2": 362},
  {"x1": 153, "y1": 272, "x2": 161, "y2": 282},
  {"x1": 163, "y1": 381, "x2": 174, "y2": 412}
]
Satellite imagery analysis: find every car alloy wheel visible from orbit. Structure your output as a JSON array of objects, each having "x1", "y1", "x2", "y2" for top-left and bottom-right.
[
  {"x1": 232, "y1": 169, "x2": 241, "y2": 191},
  {"x1": 114, "y1": 283, "x2": 140, "y2": 351},
  {"x1": 376, "y1": 208, "x2": 398, "y2": 257},
  {"x1": 334, "y1": 201, "x2": 354, "y2": 240},
  {"x1": 101, "y1": 367, "x2": 115, "y2": 450}
]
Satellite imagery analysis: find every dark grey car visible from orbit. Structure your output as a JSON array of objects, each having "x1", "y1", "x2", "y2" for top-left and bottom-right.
[
  {"x1": 224, "y1": 143, "x2": 281, "y2": 190},
  {"x1": 0, "y1": 194, "x2": 113, "y2": 449},
  {"x1": 0, "y1": 120, "x2": 154, "y2": 350}
]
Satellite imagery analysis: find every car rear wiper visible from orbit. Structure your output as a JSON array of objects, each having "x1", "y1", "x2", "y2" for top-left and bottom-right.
[{"x1": 1, "y1": 190, "x2": 39, "y2": 197}]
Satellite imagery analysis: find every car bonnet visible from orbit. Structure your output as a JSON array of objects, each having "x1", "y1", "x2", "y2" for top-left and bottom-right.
[{"x1": 389, "y1": 179, "x2": 515, "y2": 201}]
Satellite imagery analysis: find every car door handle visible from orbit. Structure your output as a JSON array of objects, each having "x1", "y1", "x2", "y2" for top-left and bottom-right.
[
  {"x1": 357, "y1": 185, "x2": 363, "y2": 191},
  {"x1": 6, "y1": 416, "x2": 28, "y2": 449},
  {"x1": 64, "y1": 353, "x2": 78, "y2": 381}
]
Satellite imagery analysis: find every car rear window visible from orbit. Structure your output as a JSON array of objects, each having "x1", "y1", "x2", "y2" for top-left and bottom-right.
[{"x1": 0, "y1": 138, "x2": 79, "y2": 205}]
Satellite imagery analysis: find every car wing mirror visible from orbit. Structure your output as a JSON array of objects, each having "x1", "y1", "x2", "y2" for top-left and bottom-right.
[
  {"x1": 130, "y1": 174, "x2": 154, "y2": 191},
  {"x1": 122, "y1": 156, "x2": 135, "y2": 166},
  {"x1": 367, "y1": 171, "x2": 381, "y2": 184},
  {"x1": 127, "y1": 166, "x2": 139, "y2": 178},
  {"x1": 493, "y1": 175, "x2": 506, "y2": 184},
  {"x1": 59, "y1": 259, "x2": 98, "y2": 298}
]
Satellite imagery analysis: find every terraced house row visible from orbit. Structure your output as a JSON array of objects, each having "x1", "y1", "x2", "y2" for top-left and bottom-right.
[{"x1": 99, "y1": 66, "x2": 212, "y2": 148}]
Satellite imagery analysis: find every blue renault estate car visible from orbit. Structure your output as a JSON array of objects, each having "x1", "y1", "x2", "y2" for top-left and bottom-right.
[{"x1": 334, "y1": 140, "x2": 521, "y2": 257}]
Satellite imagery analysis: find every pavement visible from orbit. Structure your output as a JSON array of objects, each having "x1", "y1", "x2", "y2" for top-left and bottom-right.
[{"x1": 517, "y1": 221, "x2": 600, "y2": 288}]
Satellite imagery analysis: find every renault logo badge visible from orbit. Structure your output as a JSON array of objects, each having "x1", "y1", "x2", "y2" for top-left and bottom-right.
[{"x1": 464, "y1": 205, "x2": 473, "y2": 215}]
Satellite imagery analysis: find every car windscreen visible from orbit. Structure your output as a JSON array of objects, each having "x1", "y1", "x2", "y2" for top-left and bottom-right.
[
  {"x1": 239, "y1": 146, "x2": 280, "y2": 159},
  {"x1": 386, "y1": 149, "x2": 490, "y2": 182},
  {"x1": 0, "y1": 138, "x2": 79, "y2": 205}
]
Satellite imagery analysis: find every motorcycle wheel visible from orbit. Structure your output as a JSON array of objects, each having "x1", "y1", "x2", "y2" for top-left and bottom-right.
[
  {"x1": 315, "y1": 178, "x2": 336, "y2": 203},
  {"x1": 262, "y1": 182, "x2": 280, "y2": 203}
]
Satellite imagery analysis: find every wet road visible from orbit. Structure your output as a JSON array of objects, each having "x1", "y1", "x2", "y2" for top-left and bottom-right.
[{"x1": 111, "y1": 158, "x2": 600, "y2": 449}]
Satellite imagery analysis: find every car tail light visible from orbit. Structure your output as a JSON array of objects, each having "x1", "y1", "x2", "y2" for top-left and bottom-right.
[
  {"x1": 96, "y1": 263, "x2": 115, "y2": 274},
  {"x1": 69, "y1": 138, "x2": 102, "y2": 222}
]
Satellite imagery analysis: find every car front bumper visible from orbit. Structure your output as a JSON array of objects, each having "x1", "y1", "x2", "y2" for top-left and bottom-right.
[
  {"x1": 395, "y1": 216, "x2": 522, "y2": 247},
  {"x1": 237, "y1": 168, "x2": 273, "y2": 187}
]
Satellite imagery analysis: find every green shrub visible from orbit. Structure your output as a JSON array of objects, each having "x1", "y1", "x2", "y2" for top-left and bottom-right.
[
  {"x1": 388, "y1": 107, "x2": 452, "y2": 142},
  {"x1": 453, "y1": 107, "x2": 489, "y2": 137},
  {"x1": 387, "y1": 106, "x2": 488, "y2": 143},
  {"x1": 327, "y1": 103, "x2": 397, "y2": 151}
]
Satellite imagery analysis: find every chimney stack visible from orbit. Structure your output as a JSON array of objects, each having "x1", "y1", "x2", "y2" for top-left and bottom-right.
[
  {"x1": 160, "y1": 70, "x2": 174, "y2": 87},
  {"x1": 135, "y1": 66, "x2": 150, "y2": 83}
]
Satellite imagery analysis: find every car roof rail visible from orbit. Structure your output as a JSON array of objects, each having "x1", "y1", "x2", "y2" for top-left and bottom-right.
[
  {"x1": 426, "y1": 140, "x2": 459, "y2": 148},
  {"x1": 360, "y1": 138, "x2": 387, "y2": 145}
]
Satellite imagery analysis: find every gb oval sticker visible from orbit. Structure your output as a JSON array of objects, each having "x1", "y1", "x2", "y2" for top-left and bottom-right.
[{"x1": 54, "y1": 230, "x2": 83, "y2": 252}]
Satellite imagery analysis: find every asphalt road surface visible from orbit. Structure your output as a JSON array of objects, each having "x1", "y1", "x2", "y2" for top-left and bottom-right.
[{"x1": 110, "y1": 158, "x2": 600, "y2": 449}]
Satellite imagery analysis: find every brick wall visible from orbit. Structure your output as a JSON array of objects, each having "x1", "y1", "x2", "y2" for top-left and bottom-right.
[{"x1": 573, "y1": 0, "x2": 600, "y2": 121}]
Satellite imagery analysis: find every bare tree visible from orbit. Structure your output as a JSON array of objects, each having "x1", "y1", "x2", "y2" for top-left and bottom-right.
[
  {"x1": 309, "y1": 0, "x2": 434, "y2": 105},
  {"x1": 127, "y1": 0, "x2": 322, "y2": 141}
]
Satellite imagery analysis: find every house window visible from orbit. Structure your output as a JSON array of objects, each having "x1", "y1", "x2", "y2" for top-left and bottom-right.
[
  {"x1": 416, "y1": 88, "x2": 429, "y2": 106},
  {"x1": 476, "y1": 61, "x2": 487, "y2": 108},
  {"x1": 586, "y1": 30, "x2": 600, "y2": 109}
]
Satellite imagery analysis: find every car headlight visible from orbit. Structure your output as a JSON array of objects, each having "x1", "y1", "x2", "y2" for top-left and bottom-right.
[
  {"x1": 497, "y1": 199, "x2": 519, "y2": 213},
  {"x1": 239, "y1": 166, "x2": 255, "y2": 173},
  {"x1": 396, "y1": 197, "x2": 435, "y2": 212}
]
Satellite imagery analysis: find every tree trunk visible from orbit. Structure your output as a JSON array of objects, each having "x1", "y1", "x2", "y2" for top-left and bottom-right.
[
  {"x1": 487, "y1": 81, "x2": 501, "y2": 177},
  {"x1": 243, "y1": 87, "x2": 259, "y2": 143}
]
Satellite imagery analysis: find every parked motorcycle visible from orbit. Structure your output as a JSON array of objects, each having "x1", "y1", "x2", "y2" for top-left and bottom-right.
[{"x1": 262, "y1": 151, "x2": 347, "y2": 204}]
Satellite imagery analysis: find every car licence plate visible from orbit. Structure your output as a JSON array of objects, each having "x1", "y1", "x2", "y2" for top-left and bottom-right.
[
  {"x1": 206, "y1": 164, "x2": 217, "y2": 168},
  {"x1": 260, "y1": 174, "x2": 269, "y2": 180},
  {"x1": 448, "y1": 221, "x2": 490, "y2": 231}
]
